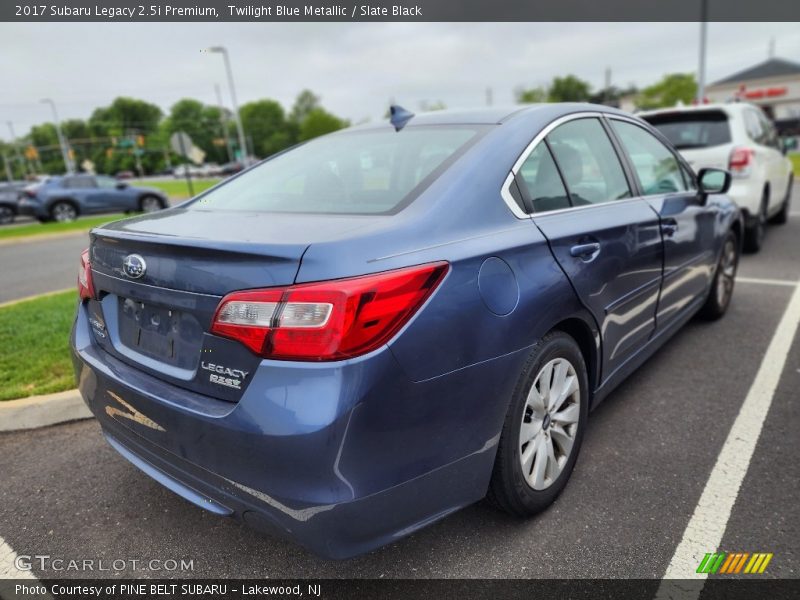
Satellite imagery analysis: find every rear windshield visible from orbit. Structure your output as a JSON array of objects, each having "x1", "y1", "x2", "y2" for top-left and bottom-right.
[
  {"x1": 642, "y1": 110, "x2": 731, "y2": 150},
  {"x1": 189, "y1": 125, "x2": 486, "y2": 215}
]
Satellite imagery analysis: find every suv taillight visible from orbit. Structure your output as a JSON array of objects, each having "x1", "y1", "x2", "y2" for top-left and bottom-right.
[
  {"x1": 78, "y1": 248, "x2": 95, "y2": 300},
  {"x1": 729, "y1": 147, "x2": 754, "y2": 177},
  {"x1": 211, "y1": 262, "x2": 449, "y2": 361}
]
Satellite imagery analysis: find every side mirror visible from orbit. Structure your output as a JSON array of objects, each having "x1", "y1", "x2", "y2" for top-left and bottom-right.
[
  {"x1": 697, "y1": 168, "x2": 731, "y2": 196},
  {"x1": 116, "y1": 182, "x2": 128, "y2": 190},
  {"x1": 782, "y1": 137, "x2": 798, "y2": 155}
]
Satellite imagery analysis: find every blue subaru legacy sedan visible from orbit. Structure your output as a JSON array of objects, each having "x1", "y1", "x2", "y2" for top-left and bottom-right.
[{"x1": 70, "y1": 103, "x2": 741, "y2": 558}]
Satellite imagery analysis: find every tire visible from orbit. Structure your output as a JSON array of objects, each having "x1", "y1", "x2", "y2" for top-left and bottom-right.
[
  {"x1": 698, "y1": 231, "x2": 739, "y2": 321},
  {"x1": 487, "y1": 331, "x2": 589, "y2": 517},
  {"x1": 0, "y1": 205, "x2": 15, "y2": 225},
  {"x1": 50, "y1": 201, "x2": 78, "y2": 223},
  {"x1": 743, "y1": 189, "x2": 768, "y2": 253},
  {"x1": 770, "y1": 176, "x2": 793, "y2": 226},
  {"x1": 139, "y1": 195, "x2": 164, "y2": 213}
]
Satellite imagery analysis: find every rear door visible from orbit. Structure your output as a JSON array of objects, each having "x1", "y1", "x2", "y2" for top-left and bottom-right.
[
  {"x1": 607, "y1": 116, "x2": 717, "y2": 332},
  {"x1": 64, "y1": 175, "x2": 102, "y2": 212},
  {"x1": 751, "y1": 109, "x2": 791, "y2": 206},
  {"x1": 95, "y1": 175, "x2": 131, "y2": 210},
  {"x1": 515, "y1": 116, "x2": 664, "y2": 381}
]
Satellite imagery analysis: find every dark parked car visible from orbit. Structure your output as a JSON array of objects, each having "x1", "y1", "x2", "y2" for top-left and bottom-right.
[
  {"x1": 18, "y1": 174, "x2": 168, "y2": 222},
  {"x1": 71, "y1": 104, "x2": 742, "y2": 558},
  {"x1": 0, "y1": 181, "x2": 27, "y2": 225}
]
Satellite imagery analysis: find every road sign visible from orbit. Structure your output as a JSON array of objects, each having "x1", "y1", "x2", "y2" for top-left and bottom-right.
[{"x1": 170, "y1": 132, "x2": 205, "y2": 165}]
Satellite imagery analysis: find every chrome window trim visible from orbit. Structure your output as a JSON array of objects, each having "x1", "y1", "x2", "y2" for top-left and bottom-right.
[
  {"x1": 501, "y1": 111, "x2": 636, "y2": 219},
  {"x1": 500, "y1": 172, "x2": 529, "y2": 219}
]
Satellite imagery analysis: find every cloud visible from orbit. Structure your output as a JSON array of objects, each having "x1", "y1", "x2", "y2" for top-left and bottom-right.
[{"x1": 1, "y1": 22, "x2": 799, "y2": 137}]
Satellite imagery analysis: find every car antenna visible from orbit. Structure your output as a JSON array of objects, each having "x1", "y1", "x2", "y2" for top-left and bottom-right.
[{"x1": 389, "y1": 105, "x2": 415, "y2": 132}]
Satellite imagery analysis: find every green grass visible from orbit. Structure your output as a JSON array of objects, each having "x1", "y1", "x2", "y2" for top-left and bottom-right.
[
  {"x1": 789, "y1": 153, "x2": 800, "y2": 177},
  {"x1": 0, "y1": 213, "x2": 132, "y2": 241},
  {"x1": 0, "y1": 291, "x2": 76, "y2": 401},
  {"x1": 137, "y1": 178, "x2": 220, "y2": 200}
]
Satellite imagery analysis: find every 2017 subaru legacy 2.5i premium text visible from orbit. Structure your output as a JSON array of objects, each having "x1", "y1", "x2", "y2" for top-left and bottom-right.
[{"x1": 71, "y1": 104, "x2": 742, "y2": 558}]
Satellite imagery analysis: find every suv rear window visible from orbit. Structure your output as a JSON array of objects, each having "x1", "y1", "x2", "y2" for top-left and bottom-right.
[
  {"x1": 189, "y1": 125, "x2": 486, "y2": 215},
  {"x1": 641, "y1": 110, "x2": 731, "y2": 150}
]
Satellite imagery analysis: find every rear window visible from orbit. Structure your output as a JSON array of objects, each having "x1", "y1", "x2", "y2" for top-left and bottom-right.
[
  {"x1": 189, "y1": 126, "x2": 486, "y2": 215},
  {"x1": 642, "y1": 110, "x2": 731, "y2": 150}
]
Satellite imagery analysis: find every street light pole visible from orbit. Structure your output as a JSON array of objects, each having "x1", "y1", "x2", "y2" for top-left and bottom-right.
[
  {"x1": 206, "y1": 46, "x2": 249, "y2": 166},
  {"x1": 6, "y1": 121, "x2": 28, "y2": 177},
  {"x1": 214, "y1": 83, "x2": 235, "y2": 163},
  {"x1": 40, "y1": 98, "x2": 74, "y2": 174},
  {"x1": 697, "y1": 0, "x2": 708, "y2": 104}
]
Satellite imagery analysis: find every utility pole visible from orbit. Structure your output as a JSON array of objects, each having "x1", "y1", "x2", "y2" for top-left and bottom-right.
[
  {"x1": 3, "y1": 155, "x2": 13, "y2": 183},
  {"x1": 214, "y1": 84, "x2": 235, "y2": 163},
  {"x1": 697, "y1": 0, "x2": 708, "y2": 104},
  {"x1": 768, "y1": 37, "x2": 775, "y2": 58},
  {"x1": 206, "y1": 47, "x2": 249, "y2": 166},
  {"x1": 40, "y1": 98, "x2": 74, "y2": 173},
  {"x1": 485, "y1": 87, "x2": 493, "y2": 106},
  {"x1": 6, "y1": 122, "x2": 28, "y2": 178},
  {"x1": 604, "y1": 68, "x2": 612, "y2": 104}
]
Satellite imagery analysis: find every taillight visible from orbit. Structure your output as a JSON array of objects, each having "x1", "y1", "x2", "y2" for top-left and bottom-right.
[
  {"x1": 78, "y1": 248, "x2": 95, "y2": 300},
  {"x1": 729, "y1": 147, "x2": 754, "y2": 177},
  {"x1": 211, "y1": 262, "x2": 449, "y2": 361}
]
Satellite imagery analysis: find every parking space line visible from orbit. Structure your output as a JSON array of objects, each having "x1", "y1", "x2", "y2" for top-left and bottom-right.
[
  {"x1": 657, "y1": 282, "x2": 800, "y2": 592},
  {"x1": 736, "y1": 276, "x2": 799, "y2": 287},
  {"x1": 0, "y1": 535, "x2": 37, "y2": 580}
]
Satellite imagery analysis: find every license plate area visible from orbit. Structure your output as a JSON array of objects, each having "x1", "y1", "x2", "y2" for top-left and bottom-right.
[{"x1": 118, "y1": 298, "x2": 202, "y2": 368}]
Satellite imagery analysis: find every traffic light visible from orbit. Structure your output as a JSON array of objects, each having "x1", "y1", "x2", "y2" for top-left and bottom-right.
[{"x1": 136, "y1": 135, "x2": 145, "y2": 147}]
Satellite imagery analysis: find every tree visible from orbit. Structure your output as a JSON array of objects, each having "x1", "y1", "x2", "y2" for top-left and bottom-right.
[
  {"x1": 516, "y1": 86, "x2": 548, "y2": 103},
  {"x1": 290, "y1": 89, "x2": 321, "y2": 124},
  {"x1": 88, "y1": 97, "x2": 162, "y2": 136},
  {"x1": 240, "y1": 99, "x2": 293, "y2": 158},
  {"x1": 298, "y1": 108, "x2": 347, "y2": 142},
  {"x1": 165, "y1": 99, "x2": 228, "y2": 163},
  {"x1": 548, "y1": 75, "x2": 592, "y2": 102},
  {"x1": 589, "y1": 85, "x2": 639, "y2": 107},
  {"x1": 637, "y1": 74, "x2": 697, "y2": 110}
]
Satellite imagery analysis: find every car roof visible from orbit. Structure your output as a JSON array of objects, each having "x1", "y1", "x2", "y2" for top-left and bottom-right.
[{"x1": 348, "y1": 103, "x2": 635, "y2": 131}]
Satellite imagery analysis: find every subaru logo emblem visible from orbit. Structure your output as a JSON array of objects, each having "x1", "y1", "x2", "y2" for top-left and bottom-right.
[{"x1": 122, "y1": 254, "x2": 146, "y2": 279}]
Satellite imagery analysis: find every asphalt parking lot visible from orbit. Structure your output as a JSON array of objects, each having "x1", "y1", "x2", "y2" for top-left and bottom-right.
[{"x1": 0, "y1": 195, "x2": 798, "y2": 580}]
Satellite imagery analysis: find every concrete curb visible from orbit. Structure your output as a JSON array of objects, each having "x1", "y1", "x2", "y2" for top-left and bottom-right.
[
  {"x1": 0, "y1": 229, "x2": 90, "y2": 247},
  {"x1": 0, "y1": 390, "x2": 93, "y2": 432}
]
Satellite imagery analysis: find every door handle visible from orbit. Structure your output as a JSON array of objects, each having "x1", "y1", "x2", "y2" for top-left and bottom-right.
[
  {"x1": 570, "y1": 242, "x2": 601, "y2": 259},
  {"x1": 661, "y1": 219, "x2": 679, "y2": 236}
]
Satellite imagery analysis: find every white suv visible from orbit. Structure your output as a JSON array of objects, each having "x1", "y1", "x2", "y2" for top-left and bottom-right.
[{"x1": 639, "y1": 103, "x2": 794, "y2": 252}]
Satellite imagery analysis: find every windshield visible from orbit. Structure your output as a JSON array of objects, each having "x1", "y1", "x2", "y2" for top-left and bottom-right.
[
  {"x1": 189, "y1": 125, "x2": 486, "y2": 215},
  {"x1": 642, "y1": 111, "x2": 731, "y2": 150}
]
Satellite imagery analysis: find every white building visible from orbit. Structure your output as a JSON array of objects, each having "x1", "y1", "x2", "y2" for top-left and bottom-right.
[{"x1": 706, "y1": 57, "x2": 800, "y2": 133}]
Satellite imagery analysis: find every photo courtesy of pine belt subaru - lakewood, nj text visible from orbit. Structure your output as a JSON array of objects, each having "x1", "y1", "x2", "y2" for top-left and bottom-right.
[{"x1": 70, "y1": 103, "x2": 742, "y2": 559}]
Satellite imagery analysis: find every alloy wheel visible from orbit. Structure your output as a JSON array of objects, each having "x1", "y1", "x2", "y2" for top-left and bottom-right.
[
  {"x1": 52, "y1": 203, "x2": 77, "y2": 222},
  {"x1": 0, "y1": 206, "x2": 13, "y2": 225},
  {"x1": 519, "y1": 357, "x2": 581, "y2": 490},
  {"x1": 141, "y1": 196, "x2": 162, "y2": 212}
]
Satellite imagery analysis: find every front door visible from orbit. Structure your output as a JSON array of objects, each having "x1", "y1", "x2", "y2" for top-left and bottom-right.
[{"x1": 607, "y1": 117, "x2": 717, "y2": 331}]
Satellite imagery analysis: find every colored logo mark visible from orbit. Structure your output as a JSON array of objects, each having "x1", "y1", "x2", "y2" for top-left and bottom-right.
[{"x1": 697, "y1": 552, "x2": 773, "y2": 574}]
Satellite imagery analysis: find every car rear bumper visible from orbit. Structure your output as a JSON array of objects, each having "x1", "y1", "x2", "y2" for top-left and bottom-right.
[{"x1": 70, "y1": 301, "x2": 521, "y2": 558}]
